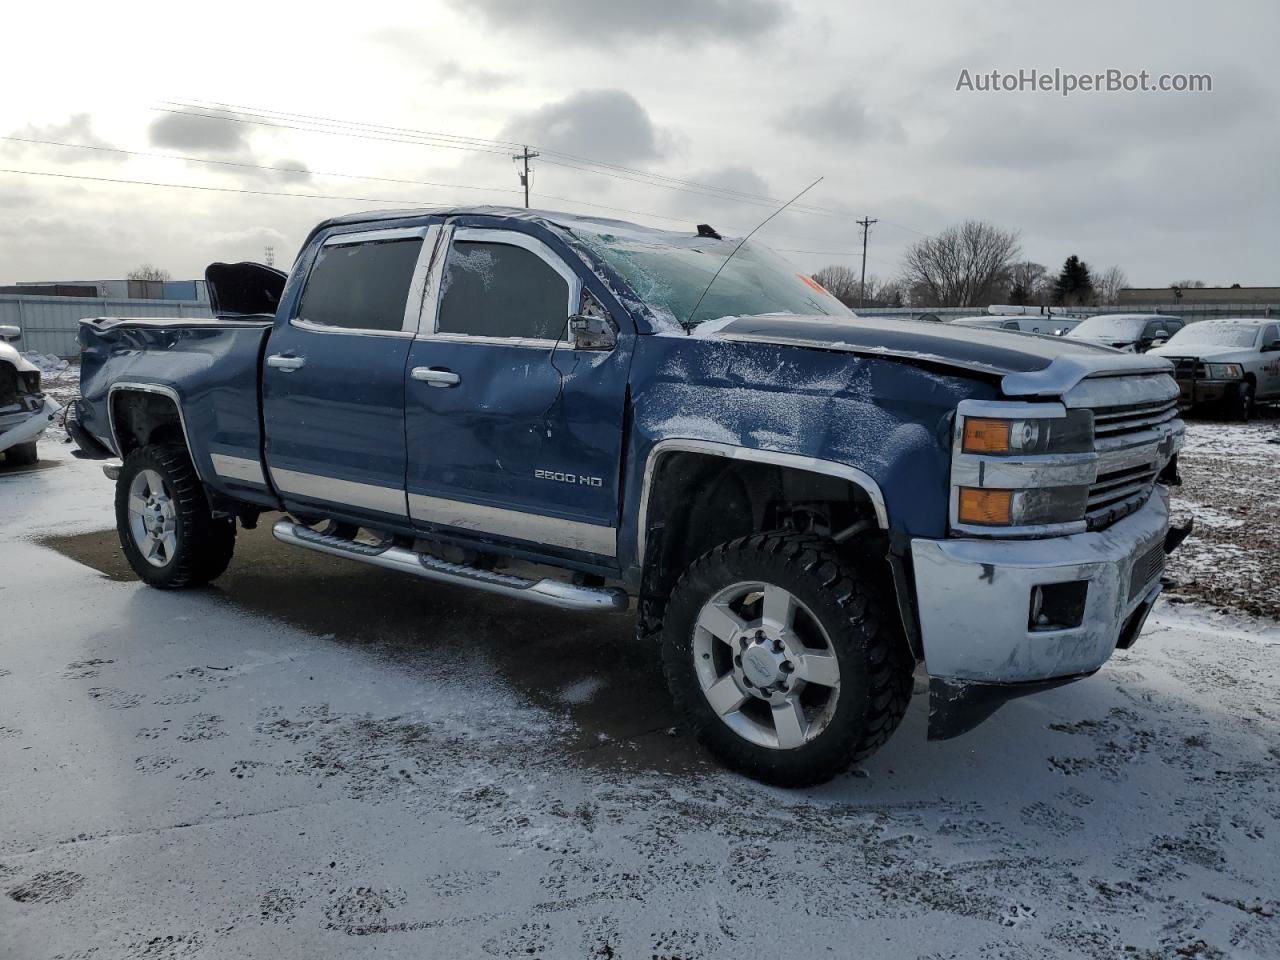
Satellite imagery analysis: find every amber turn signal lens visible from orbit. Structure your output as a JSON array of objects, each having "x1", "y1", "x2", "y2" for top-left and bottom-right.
[
  {"x1": 958, "y1": 487, "x2": 1013, "y2": 525},
  {"x1": 962, "y1": 417, "x2": 1012, "y2": 453}
]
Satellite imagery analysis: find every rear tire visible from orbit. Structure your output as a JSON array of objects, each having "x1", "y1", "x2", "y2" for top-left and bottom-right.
[
  {"x1": 115, "y1": 443, "x2": 236, "y2": 589},
  {"x1": 4, "y1": 441, "x2": 38, "y2": 466},
  {"x1": 661, "y1": 532, "x2": 914, "y2": 787}
]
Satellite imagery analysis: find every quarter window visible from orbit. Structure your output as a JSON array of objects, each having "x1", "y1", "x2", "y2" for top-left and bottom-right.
[
  {"x1": 437, "y1": 240, "x2": 570, "y2": 340},
  {"x1": 298, "y1": 237, "x2": 423, "y2": 332}
]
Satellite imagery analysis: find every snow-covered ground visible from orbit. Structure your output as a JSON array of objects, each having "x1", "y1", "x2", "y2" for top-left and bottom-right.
[
  {"x1": 2, "y1": 430, "x2": 1279, "y2": 958},
  {"x1": 1168, "y1": 410, "x2": 1280, "y2": 619}
]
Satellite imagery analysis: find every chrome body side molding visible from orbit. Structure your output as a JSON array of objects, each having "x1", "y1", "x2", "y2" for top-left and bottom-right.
[
  {"x1": 637, "y1": 438, "x2": 890, "y2": 565},
  {"x1": 408, "y1": 492, "x2": 617, "y2": 558},
  {"x1": 272, "y1": 519, "x2": 627, "y2": 611},
  {"x1": 270, "y1": 467, "x2": 409, "y2": 516},
  {"x1": 210, "y1": 453, "x2": 266, "y2": 485}
]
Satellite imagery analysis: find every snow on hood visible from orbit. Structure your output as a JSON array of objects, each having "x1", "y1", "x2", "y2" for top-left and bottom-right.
[{"x1": 704, "y1": 313, "x2": 1121, "y2": 380}]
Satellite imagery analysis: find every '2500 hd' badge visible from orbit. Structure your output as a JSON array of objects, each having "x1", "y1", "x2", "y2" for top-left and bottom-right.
[{"x1": 535, "y1": 469, "x2": 603, "y2": 487}]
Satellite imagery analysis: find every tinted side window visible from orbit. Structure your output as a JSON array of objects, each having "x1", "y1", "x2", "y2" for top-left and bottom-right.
[
  {"x1": 298, "y1": 238, "x2": 423, "y2": 332},
  {"x1": 1263, "y1": 325, "x2": 1278, "y2": 345},
  {"x1": 437, "y1": 241, "x2": 569, "y2": 340}
]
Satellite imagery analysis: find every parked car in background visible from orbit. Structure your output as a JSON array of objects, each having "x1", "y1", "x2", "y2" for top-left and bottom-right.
[
  {"x1": 1066, "y1": 314, "x2": 1184, "y2": 352},
  {"x1": 951, "y1": 316, "x2": 1081, "y2": 336},
  {"x1": 0, "y1": 324, "x2": 61, "y2": 466},
  {"x1": 1148, "y1": 318, "x2": 1280, "y2": 419}
]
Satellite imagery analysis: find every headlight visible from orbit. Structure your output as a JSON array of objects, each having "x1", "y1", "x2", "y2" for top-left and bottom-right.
[
  {"x1": 960, "y1": 410, "x2": 1092, "y2": 456},
  {"x1": 957, "y1": 485, "x2": 1091, "y2": 526},
  {"x1": 951, "y1": 401, "x2": 1097, "y2": 535},
  {"x1": 1206, "y1": 363, "x2": 1243, "y2": 379}
]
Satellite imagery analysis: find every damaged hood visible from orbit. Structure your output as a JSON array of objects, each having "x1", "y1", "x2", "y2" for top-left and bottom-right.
[
  {"x1": 703, "y1": 314, "x2": 1174, "y2": 397},
  {"x1": 0, "y1": 340, "x2": 39, "y2": 375}
]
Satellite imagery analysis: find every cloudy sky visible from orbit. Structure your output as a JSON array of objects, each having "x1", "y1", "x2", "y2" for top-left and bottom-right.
[{"x1": 1, "y1": 0, "x2": 1275, "y2": 289}]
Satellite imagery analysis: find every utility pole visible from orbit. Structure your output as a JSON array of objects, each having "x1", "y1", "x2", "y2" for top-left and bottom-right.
[
  {"x1": 512, "y1": 146, "x2": 539, "y2": 208},
  {"x1": 856, "y1": 216, "x2": 878, "y2": 309}
]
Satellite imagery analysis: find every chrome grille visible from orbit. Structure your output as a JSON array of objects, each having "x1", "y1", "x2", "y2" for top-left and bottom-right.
[
  {"x1": 1090, "y1": 396, "x2": 1180, "y2": 440},
  {"x1": 1068, "y1": 375, "x2": 1182, "y2": 531},
  {"x1": 1086, "y1": 463, "x2": 1159, "y2": 529}
]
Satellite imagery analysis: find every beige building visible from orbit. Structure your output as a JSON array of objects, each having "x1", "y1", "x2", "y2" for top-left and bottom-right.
[{"x1": 1118, "y1": 286, "x2": 1280, "y2": 306}]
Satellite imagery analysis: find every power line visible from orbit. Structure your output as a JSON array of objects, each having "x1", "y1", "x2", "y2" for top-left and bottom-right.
[
  {"x1": 0, "y1": 167, "x2": 435, "y2": 204},
  {"x1": 168, "y1": 98, "x2": 836, "y2": 211},
  {"x1": 159, "y1": 100, "x2": 922, "y2": 227},
  {"x1": 0, "y1": 135, "x2": 701, "y2": 226}
]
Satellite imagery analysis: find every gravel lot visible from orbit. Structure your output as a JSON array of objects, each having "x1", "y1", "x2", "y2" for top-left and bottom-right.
[
  {"x1": 1167, "y1": 408, "x2": 1280, "y2": 620},
  {"x1": 1, "y1": 383, "x2": 1278, "y2": 959}
]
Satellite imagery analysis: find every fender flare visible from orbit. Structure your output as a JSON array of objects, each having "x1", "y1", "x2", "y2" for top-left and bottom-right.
[
  {"x1": 636, "y1": 438, "x2": 889, "y2": 566},
  {"x1": 106, "y1": 382, "x2": 202, "y2": 481}
]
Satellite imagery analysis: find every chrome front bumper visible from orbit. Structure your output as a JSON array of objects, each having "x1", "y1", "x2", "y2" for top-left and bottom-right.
[{"x1": 911, "y1": 487, "x2": 1170, "y2": 684}]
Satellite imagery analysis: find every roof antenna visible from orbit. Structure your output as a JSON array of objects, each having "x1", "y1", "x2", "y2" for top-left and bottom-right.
[{"x1": 683, "y1": 176, "x2": 824, "y2": 333}]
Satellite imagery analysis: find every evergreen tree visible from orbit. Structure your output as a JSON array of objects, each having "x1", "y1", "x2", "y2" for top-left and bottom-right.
[{"x1": 1053, "y1": 255, "x2": 1094, "y2": 306}]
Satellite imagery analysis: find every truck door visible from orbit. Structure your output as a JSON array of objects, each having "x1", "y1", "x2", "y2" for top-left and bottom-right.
[
  {"x1": 1261, "y1": 324, "x2": 1280, "y2": 397},
  {"x1": 403, "y1": 226, "x2": 630, "y2": 562},
  {"x1": 262, "y1": 225, "x2": 440, "y2": 525}
]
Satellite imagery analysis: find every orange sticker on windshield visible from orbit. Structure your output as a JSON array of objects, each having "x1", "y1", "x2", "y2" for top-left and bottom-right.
[{"x1": 799, "y1": 274, "x2": 829, "y2": 295}]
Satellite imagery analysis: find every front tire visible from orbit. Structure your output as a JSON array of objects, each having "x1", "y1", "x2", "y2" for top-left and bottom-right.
[
  {"x1": 1229, "y1": 380, "x2": 1255, "y2": 421},
  {"x1": 4, "y1": 441, "x2": 38, "y2": 466},
  {"x1": 661, "y1": 532, "x2": 914, "y2": 787},
  {"x1": 115, "y1": 443, "x2": 236, "y2": 589}
]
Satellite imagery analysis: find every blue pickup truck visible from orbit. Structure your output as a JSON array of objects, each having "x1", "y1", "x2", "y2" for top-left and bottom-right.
[{"x1": 71, "y1": 206, "x2": 1189, "y2": 785}]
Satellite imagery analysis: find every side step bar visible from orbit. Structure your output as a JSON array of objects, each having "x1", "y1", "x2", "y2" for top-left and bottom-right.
[{"x1": 271, "y1": 519, "x2": 628, "y2": 612}]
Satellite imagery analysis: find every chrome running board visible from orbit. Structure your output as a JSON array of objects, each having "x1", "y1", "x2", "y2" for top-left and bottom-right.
[{"x1": 271, "y1": 519, "x2": 628, "y2": 612}]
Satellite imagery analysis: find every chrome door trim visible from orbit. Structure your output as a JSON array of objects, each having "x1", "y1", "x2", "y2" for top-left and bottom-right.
[
  {"x1": 291, "y1": 224, "x2": 441, "y2": 337},
  {"x1": 210, "y1": 453, "x2": 266, "y2": 485},
  {"x1": 637, "y1": 439, "x2": 890, "y2": 565},
  {"x1": 270, "y1": 467, "x2": 410, "y2": 517},
  {"x1": 417, "y1": 226, "x2": 582, "y2": 341},
  {"x1": 106, "y1": 382, "x2": 197, "y2": 474},
  {"x1": 408, "y1": 492, "x2": 617, "y2": 558}
]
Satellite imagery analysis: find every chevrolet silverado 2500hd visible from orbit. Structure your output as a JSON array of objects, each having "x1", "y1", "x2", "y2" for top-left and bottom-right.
[{"x1": 72, "y1": 207, "x2": 1190, "y2": 785}]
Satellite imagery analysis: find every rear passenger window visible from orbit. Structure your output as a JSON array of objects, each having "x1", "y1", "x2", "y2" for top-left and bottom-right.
[
  {"x1": 298, "y1": 237, "x2": 423, "y2": 332},
  {"x1": 437, "y1": 241, "x2": 570, "y2": 340}
]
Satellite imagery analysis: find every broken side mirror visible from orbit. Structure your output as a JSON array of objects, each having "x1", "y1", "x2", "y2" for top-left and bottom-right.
[
  {"x1": 0, "y1": 324, "x2": 20, "y2": 343},
  {"x1": 569, "y1": 289, "x2": 616, "y2": 351},
  {"x1": 570, "y1": 313, "x2": 617, "y2": 351}
]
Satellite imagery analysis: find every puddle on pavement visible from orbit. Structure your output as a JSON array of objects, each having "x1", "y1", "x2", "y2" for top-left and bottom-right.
[{"x1": 38, "y1": 521, "x2": 708, "y2": 777}]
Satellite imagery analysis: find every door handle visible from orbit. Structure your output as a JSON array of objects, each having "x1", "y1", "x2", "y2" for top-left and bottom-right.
[
  {"x1": 411, "y1": 367, "x2": 461, "y2": 387},
  {"x1": 267, "y1": 354, "x2": 306, "y2": 371}
]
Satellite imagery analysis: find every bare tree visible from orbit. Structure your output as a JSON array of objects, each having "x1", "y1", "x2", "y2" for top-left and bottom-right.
[
  {"x1": 811, "y1": 265, "x2": 862, "y2": 307},
  {"x1": 127, "y1": 264, "x2": 171, "y2": 282},
  {"x1": 1170, "y1": 279, "x2": 1206, "y2": 289},
  {"x1": 900, "y1": 221, "x2": 1021, "y2": 307},
  {"x1": 1006, "y1": 261, "x2": 1049, "y2": 305},
  {"x1": 1095, "y1": 266, "x2": 1128, "y2": 305}
]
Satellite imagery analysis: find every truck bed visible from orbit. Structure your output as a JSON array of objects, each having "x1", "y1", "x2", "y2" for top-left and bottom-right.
[{"x1": 78, "y1": 316, "x2": 276, "y2": 507}]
